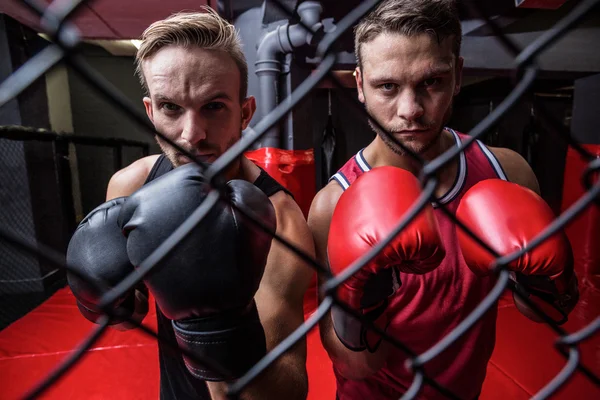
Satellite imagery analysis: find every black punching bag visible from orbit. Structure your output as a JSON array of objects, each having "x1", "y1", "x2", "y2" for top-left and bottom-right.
[
  {"x1": 521, "y1": 105, "x2": 538, "y2": 166},
  {"x1": 321, "y1": 89, "x2": 337, "y2": 182}
]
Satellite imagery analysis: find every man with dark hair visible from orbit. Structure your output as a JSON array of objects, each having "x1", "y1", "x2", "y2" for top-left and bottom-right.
[{"x1": 308, "y1": 1, "x2": 579, "y2": 399}]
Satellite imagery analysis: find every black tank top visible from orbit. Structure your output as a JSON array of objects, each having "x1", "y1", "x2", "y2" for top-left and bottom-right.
[{"x1": 143, "y1": 154, "x2": 291, "y2": 400}]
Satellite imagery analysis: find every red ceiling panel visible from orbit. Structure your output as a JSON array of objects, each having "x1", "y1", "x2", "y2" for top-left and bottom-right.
[{"x1": 0, "y1": 0, "x2": 216, "y2": 39}]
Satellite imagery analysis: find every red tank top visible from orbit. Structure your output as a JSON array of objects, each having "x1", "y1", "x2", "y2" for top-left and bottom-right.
[{"x1": 329, "y1": 129, "x2": 508, "y2": 400}]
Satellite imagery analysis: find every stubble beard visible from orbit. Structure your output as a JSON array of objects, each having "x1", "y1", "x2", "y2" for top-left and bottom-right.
[
  {"x1": 365, "y1": 100, "x2": 454, "y2": 158},
  {"x1": 155, "y1": 132, "x2": 240, "y2": 168},
  {"x1": 156, "y1": 139, "x2": 180, "y2": 167}
]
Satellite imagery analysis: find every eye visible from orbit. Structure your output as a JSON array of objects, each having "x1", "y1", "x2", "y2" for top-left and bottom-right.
[
  {"x1": 204, "y1": 102, "x2": 225, "y2": 111},
  {"x1": 422, "y1": 78, "x2": 440, "y2": 87},
  {"x1": 381, "y1": 83, "x2": 396, "y2": 91},
  {"x1": 160, "y1": 102, "x2": 181, "y2": 112}
]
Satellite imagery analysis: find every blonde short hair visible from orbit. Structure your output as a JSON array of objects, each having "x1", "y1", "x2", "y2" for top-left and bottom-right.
[
  {"x1": 354, "y1": 0, "x2": 462, "y2": 68},
  {"x1": 134, "y1": 7, "x2": 248, "y2": 101}
]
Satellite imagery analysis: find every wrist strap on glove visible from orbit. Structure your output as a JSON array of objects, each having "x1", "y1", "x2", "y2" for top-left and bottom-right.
[
  {"x1": 331, "y1": 266, "x2": 402, "y2": 352},
  {"x1": 332, "y1": 299, "x2": 392, "y2": 352},
  {"x1": 512, "y1": 272, "x2": 579, "y2": 325},
  {"x1": 172, "y1": 301, "x2": 267, "y2": 381}
]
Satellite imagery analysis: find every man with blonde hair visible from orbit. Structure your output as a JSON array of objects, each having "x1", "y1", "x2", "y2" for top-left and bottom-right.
[{"x1": 66, "y1": 6, "x2": 315, "y2": 400}]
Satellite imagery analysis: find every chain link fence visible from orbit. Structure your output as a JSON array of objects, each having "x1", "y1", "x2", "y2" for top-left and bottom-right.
[
  {"x1": 0, "y1": 0, "x2": 599, "y2": 399},
  {"x1": 0, "y1": 124, "x2": 150, "y2": 329}
]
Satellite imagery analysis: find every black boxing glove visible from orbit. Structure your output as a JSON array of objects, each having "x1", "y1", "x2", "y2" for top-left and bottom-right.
[
  {"x1": 66, "y1": 198, "x2": 148, "y2": 329},
  {"x1": 117, "y1": 163, "x2": 277, "y2": 381}
]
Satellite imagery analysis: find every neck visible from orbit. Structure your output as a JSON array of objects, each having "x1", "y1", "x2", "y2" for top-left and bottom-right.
[
  {"x1": 363, "y1": 129, "x2": 458, "y2": 193},
  {"x1": 209, "y1": 158, "x2": 242, "y2": 184},
  {"x1": 367, "y1": 130, "x2": 450, "y2": 171},
  {"x1": 209, "y1": 156, "x2": 259, "y2": 185}
]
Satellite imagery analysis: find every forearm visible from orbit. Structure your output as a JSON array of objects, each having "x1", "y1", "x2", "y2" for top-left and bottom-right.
[
  {"x1": 315, "y1": 271, "x2": 388, "y2": 380},
  {"x1": 319, "y1": 308, "x2": 388, "y2": 380},
  {"x1": 206, "y1": 355, "x2": 307, "y2": 400}
]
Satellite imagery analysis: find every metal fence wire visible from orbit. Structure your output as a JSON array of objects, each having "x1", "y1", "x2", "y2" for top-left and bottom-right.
[{"x1": 1, "y1": 0, "x2": 599, "y2": 399}]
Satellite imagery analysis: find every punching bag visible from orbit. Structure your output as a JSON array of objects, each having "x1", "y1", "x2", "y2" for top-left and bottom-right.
[
  {"x1": 521, "y1": 105, "x2": 538, "y2": 166},
  {"x1": 245, "y1": 147, "x2": 315, "y2": 219},
  {"x1": 321, "y1": 89, "x2": 337, "y2": 182}
]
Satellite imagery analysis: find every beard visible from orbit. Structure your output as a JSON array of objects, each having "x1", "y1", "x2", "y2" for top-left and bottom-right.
[
  {"x1": 365, "y1": 100, "x2": 454, "y2": 157},
  {"x1": 156, "y1": 133, "x2": 240, "y2": 168}
]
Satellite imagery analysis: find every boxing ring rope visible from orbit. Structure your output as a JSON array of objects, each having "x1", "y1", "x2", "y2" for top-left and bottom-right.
[
  {"x1": 0, "y1": 126, "x2": 150, "y2": 169},
  {"x1": 0, "y1": 0, "x2": 599, "y2": 399}
]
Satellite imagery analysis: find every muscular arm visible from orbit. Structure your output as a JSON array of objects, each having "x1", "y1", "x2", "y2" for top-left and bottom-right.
[
  {"x1": 491, "y1": 147, "x2": 541, "y2": 195},
  {"x1": 306, "y1": 182, "x2": 389, "y2": 380},
  {"x1": 207, "y1": 192, "x2": 315, "y2": 400},
  {"x1": 106, "y1": 155, "x2": 160, "y2": 200}
]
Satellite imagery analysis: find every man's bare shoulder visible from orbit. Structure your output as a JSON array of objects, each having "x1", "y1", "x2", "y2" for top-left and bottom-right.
[
  {"x1": 106, "y1": 154, "x2": 161, "y2": 200},
  {"x1": 268, "y1": 190, "x2": 312, "y2": 246},
  {"x1": 308, "y1": 180, "x2": 344, "y2": 228},
  {"x1": 489, "y1": 146, "x2": 541, "y2": 195},
  {"x1": 269, "y1": 190, "x2": 302, "y2": 217}
]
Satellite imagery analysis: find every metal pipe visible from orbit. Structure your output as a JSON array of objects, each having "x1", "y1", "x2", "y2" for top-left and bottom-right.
[{"x1": 254, "y1": 1, "x2": 323, "y2": 148}]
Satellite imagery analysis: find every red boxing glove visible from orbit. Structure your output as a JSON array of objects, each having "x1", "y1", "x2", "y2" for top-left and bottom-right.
[
  {"x1": 327, "y1": 166, "x2": 445, "y2": 351},
  {"x1": 456, "y1": 179, "x2": 579, "y2": 324}
]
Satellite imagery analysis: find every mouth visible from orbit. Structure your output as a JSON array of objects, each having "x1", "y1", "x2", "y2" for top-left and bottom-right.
[
  {"x1": 394, "y1": 129, "x2": 430, "y2": 135},
  {"x1": 176, "y1": 153, "x2": 215, "y2": 164}
]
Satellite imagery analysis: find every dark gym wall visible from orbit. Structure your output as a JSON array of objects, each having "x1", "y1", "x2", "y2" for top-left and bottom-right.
[
  {"x1": 0, "y1": 15, "x2": 70, "y2": 298},
  {"x1": 0, "y1": 15, "x2": 42, "y2": 296},
  {"x1": 66, "y1": 44, "x2": 160, "y2": 215},
  {"x1": 572, "y1": 73, "x2": 600, "y2": 145},
  {"x1": 311, "y1": 87, "x2": 374, "y2": 189},
  {"x1": 0, "y1": 15, "x2": 75, "y2": 331},
  {"x1": 449, "y1": 77, "x2": 574, "y2": 215},
  {"x1": 530, "y1": 95, "x2": 572, "y2": 215}
]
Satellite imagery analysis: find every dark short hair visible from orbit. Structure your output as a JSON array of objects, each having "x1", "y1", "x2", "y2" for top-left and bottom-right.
[{"x1": 354, "y1": 0, "x2": 462, "y2": 68}]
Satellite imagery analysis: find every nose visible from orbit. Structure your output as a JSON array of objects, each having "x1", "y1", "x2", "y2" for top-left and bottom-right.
[
  {"x1": 396, "y1": 89, "x2": 424, "y2": 122},
  {"x1": 180, "y1": 111, "x2": 207, "y2": 145}
]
